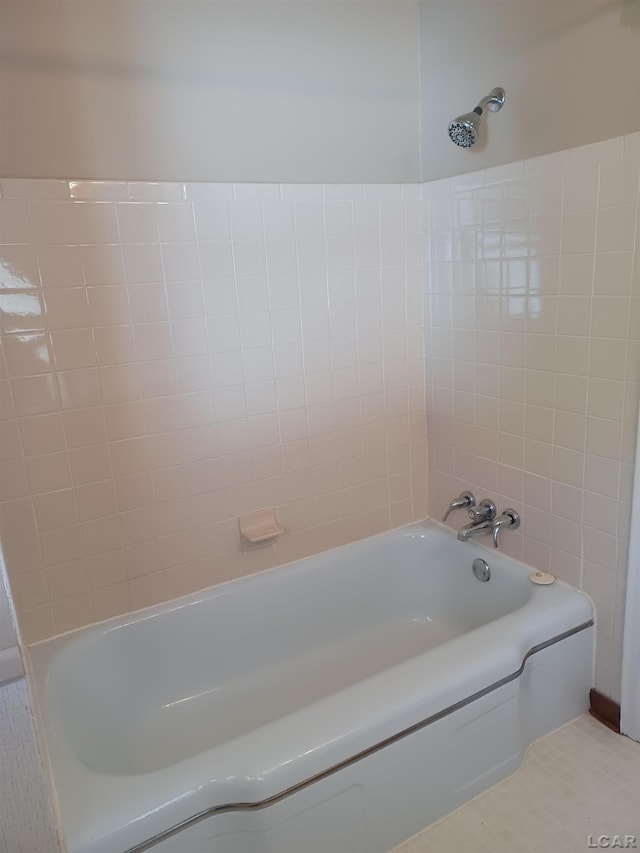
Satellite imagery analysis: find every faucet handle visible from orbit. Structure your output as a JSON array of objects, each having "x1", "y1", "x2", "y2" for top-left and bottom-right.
[
  {"x1": 492, "y1": 509, "x2": 520, "y2": 548},
  {"x1": 467, "y1": 498, "x2": 496, "y2": 523},
  {"x1": 442, "y1": 491, "x2": 475, "y2": 522}
]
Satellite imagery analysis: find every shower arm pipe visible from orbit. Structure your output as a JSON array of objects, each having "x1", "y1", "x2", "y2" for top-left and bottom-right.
[{"x1": 475, "y1": 87, "x2": 506, "y2": 114}]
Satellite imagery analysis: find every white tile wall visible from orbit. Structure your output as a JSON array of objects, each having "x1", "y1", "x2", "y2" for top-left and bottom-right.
[
  {"x1": 423, "y1": 133, "x2": 640, "y2": 703},
  {"x1": 0, "y1": 179, "x2": 427, "y2": 643}
]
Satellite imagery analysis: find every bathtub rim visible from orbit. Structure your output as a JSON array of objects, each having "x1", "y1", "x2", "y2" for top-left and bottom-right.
[{"x1": 25, "y1": 518, "x2": 586, "y2": 652}]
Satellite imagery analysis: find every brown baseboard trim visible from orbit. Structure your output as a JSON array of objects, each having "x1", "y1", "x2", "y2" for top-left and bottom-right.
[{"x1": 589, "y1": 688, "x2": 621, "y2": 733}]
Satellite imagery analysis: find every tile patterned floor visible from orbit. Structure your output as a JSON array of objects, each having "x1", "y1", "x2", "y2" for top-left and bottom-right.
[{"x1": 391, "y1": 714, "x2": 640, "y2": 853}]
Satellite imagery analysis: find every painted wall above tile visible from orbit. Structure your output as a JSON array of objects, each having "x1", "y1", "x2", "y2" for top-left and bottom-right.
[
  {"x1": 1, "y1": 1, "x2": 638, "y2": 184},
  {"x1": 0, "y1": 1, "x2": 420, "y2": 183}
]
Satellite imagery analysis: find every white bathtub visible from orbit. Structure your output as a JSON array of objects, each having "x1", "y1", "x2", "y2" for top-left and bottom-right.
[{"x1": 29, "y1": 520, "x2": 594, "y2": 853}]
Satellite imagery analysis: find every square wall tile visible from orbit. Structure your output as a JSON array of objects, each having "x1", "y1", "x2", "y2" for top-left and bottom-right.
[{"x1": 0, "y1": 150, "x2": 636, "y2": 715}]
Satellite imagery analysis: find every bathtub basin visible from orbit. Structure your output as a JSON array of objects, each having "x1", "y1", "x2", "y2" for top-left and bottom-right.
[{"x1": 29, "y1": 520, "x2": 594, "y2": 853}]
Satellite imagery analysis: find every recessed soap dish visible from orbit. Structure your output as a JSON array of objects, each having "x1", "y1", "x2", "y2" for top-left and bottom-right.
[{"x1": 239, "y1": 508, "x2": 285, "y2": 546}]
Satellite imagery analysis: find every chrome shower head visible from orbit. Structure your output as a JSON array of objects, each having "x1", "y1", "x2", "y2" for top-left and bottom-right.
[
  {"x1": 448, "y1": 87, "x2": 505, "y2": 149},
  {"x1": 448, "y1": 108, "x2": 483, "y2": 148}
]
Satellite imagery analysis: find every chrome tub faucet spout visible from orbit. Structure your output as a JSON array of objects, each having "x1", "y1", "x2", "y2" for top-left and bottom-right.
[
  {"x1": 456, "y1": 499, "x2": 497, "y2": 541},
  {"x1": 456, "y1": 499, "x2": 520, "y2": 548}
]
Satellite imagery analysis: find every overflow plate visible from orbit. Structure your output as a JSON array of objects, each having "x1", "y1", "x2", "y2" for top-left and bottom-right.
[{"x1": 472, "y1": 557, "x2": 491, "y2": 582}]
